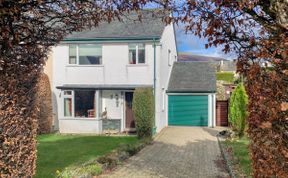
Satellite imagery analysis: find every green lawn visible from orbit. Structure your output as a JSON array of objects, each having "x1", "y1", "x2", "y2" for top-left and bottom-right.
[
  {"x1": 35, "y1": 134, "x2": 139, "y2": 178},
  {"x1": 224, "y1": 137, "x2": 252, "y2": 177},
  {"x1": 216, "y1": 72, "x2": 235, "y2": 83}
]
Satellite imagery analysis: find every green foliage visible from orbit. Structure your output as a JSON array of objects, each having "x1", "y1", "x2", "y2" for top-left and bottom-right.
[
  {"x1": 119, "y1": 137, "x2": 152, "y2": 156},
  {"x1": 224, "y1": 137, "x2": 252, "y2": 177},
  {"x1": 35, "y1": 134, "x2": 138, "y2": 178},
  {"x1": 228, "y1": 83, "x2": 249, "y2": 136},
  {"x1": 216, "y1": 72, "x2": 235, "y2": 83},
  {"x1": 132, "y1": 88, "x2": 155, "y2": 139},
  {"x1": 57, "y1": 162, "x2": 102, "y2": 178},
  {"x1": 97, "y1": 138, "x2": 152, "y2": 169}
]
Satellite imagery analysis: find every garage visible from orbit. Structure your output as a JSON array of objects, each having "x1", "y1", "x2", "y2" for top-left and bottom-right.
[
  {"x1": 166, "y1": 62, "x2": 216, "y2": 127},
  {"x1": 168, "y1": 95, "x2": 208, "y2": 126}
]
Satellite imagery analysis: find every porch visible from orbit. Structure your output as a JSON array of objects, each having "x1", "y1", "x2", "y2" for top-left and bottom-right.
[{"x1": 56, "y1": 86, "x2": 143, "y2": 134}]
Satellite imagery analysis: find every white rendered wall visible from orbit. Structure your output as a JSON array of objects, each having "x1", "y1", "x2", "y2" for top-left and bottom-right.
[
  {"x1": 50, "y1": 25, "x2": 178, "y2": 133},
  {"x1": 101, "y1": 90, "x2": 123, "y2": 120},
  {"x1": 52, "y1": 43, "x2": 154, "y2": 86},
  {"x1": 155, "y1": 24, "x2": 178, "y2": 132},
  {"x1": 52, "y1": 43, "x2": 154, "y2": 133},
  {"x1": 59, "y1": 119, "x2": 102, "y2": 134}
]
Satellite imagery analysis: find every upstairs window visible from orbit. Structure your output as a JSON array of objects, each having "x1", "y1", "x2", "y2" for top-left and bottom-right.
[
  {"x1": 168, "y1": 49, "x2": 172, "y2": 66},
  {"x1": 68, "y1": 44, "x2": 102, "y2": 65},
  {"x1": 129, "y1": 44, "x2": 145, "y2": 64},
  {"x1": 69, "y1": 45, "x2": 77, "y2": 64}
]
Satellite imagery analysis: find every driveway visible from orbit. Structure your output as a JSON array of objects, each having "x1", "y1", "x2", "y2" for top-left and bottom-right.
[{"x1": 101, "y1": 127, "x2": 229, "y2": 178}]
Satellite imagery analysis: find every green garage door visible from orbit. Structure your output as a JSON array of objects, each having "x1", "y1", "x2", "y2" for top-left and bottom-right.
[{"x1": 168, "y1": 95, "x2": 208, "y2": 126}]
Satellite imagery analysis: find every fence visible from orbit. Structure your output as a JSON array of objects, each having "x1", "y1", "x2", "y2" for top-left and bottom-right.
[{"x1": 216, "y1": 100, "x2": 229, "y2": 126}]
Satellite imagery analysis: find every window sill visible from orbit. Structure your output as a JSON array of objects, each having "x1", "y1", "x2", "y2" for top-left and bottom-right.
[
  {"x1": 66, "y1": 65, "x2": 104, "y2": 67},
  {"x1": 126, "y1": 64, "x2": 148, "y2": 67},
  {"x1": 60, "y1": 117, "x2": 101, "y2": 121}
]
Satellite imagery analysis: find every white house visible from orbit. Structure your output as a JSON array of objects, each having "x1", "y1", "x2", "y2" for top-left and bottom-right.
[{"x1": 47, "y1": 10, "x2": 216, "y2": 134}]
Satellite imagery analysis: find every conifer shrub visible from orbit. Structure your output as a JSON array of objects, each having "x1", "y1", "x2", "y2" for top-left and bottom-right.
[
  {"x1": 228, "y1": 83, "x2": 249, "y2": 137},
  {"x1": 132, "y1": 88, "x2": 154, "y2": 139}
]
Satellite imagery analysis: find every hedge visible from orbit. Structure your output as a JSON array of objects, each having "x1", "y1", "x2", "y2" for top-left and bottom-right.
[
  {"x1": 36, "y1": 73, "x2": 53, "y2": 134},
  {"x1": 132, "y1": 88, "x2": 154, "y2": 139}
]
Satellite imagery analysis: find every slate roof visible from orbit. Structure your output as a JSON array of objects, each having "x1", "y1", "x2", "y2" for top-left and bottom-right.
[
  {"x1": 178, "y1": 53, "x2": 227, "y2": 62},
  {"x1": 65, "y1": 10, "x2": 167, "y2": 40},
  {"x1": 167, "y1": 62, "x2": 216, "y2": 93}
]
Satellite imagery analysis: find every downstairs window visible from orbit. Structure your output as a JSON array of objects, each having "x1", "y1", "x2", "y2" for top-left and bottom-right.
[{"x1": 63, "y1": 90, "x2": 97, "y2": 118}]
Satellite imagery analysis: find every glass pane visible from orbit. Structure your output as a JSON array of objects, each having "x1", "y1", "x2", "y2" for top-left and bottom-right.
[
  {"x1": 64, "y1": 91, "x2": 72, "y2": 95},
  {"x1": 138, "y1": 49, "x2": 145, "y2": 63},
  {"x1": 64, "y1": 98, "x2": 72, "y2": 117},
  {"x1": 69, "y1": 45, "x2": 77, "y2": 64},
  {"x1": 128, "y1": 44, "x2": 137, "y2": 64},
  {"x1": 129, "y1": 50, "x2": 136, "y2": 64},
  {"x1": 79, "y1": 44, "x2": 102, "y2": 65},
  {"x1": 74, "y1": 90, "x2": 95, "y2": 118}
]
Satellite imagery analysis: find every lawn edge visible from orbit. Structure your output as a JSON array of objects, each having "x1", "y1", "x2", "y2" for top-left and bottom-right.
[
  {"x1": 57, "y1": 137, "x2": 151, "y2": 178},
  {"x1": 217, "y1": 135, "x2": 237, "y2": 178}
]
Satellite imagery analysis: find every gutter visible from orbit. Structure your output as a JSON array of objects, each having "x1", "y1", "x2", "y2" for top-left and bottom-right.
[
  {"x1": 61, "y1": 37, "x2": 161, "y2": 43},
  {"x1": 153, "y1": 38, "x2": 156, "y2": 97},
  {"x1": 166, "y1": 91, "x2": 217, "y2": 94},
  {"x1": 153, "y1": 38, "x2": 157, "y2": 129},
  {"x1": 172, "y1": 23, "x2": 179, "y2": 57}
]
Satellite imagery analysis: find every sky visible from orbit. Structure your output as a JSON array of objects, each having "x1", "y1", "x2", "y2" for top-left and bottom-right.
[
  {"x1": 175, "y1": 24, "x2": 236, "y2": 60},
  {"x1": 142, "y1": 3, "x2": 235, "y2": 60}
]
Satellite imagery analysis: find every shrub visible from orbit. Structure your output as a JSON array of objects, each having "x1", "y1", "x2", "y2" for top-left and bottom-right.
[
  {"x1": 216, "y1": 72, "x2": 235, "y2": 83},
  {"x1": 132, "y1": 88, "x2": 154, "y2": 139},
  {"x1": 97, "y1": 153, "x2": 119, "y2": 169},
  {"x1": 119, "y1": 137, "x2": 152, "y2": 156},
  {"x1": 228, "y1": 83, "x2": 248, "y2": 137},
  {"x1": 56, "y1": 162, "x2": 102, "y2": 178},
  {"x1": 97, "y1": 138, "x2": 152, "y2": 169},
  {"x1": 36, "y1": 73, "x2": 53, "y2": 134}
]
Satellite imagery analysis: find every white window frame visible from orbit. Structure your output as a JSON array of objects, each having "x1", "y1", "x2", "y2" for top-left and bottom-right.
[
  {"x1": 68, "y1": 44, "x2": 102, "y2": 65},
  {"x1": 62, "y1": 90, "x2": 99, "y2": 119},
  {"x1": 128, "y1": 43, "x2": 146, "y2": 64},
  {"x1": 63, "y1": 90, "x2": 74, "y2": 118}
]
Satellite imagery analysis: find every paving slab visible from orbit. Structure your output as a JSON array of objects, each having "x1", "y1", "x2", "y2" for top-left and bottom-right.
[{"x1": 101, "y1": 127, "x2": 229, "y2": 178}]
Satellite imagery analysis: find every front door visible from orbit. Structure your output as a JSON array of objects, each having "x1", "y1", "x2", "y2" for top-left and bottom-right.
[{"x1": 125, "y1": 92, "x2": 135, "y2": 129}]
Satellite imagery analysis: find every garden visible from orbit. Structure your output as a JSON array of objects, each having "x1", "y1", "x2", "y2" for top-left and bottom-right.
[
  {"x1": 2, "y1": 1, "x2": 287, "y2": 177},
  {"x1": 224, "y1": 137, "x2": 252, "y2": 177},
  {"x1": 219, "y1": 83, "x2": 252, "y2": 177},
  {"x1": 34, "y1": 88, "x2": 154, "y2": 178},
  {"x1": 35, "y1": 134, "x2": 141, "y2": 178}
]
